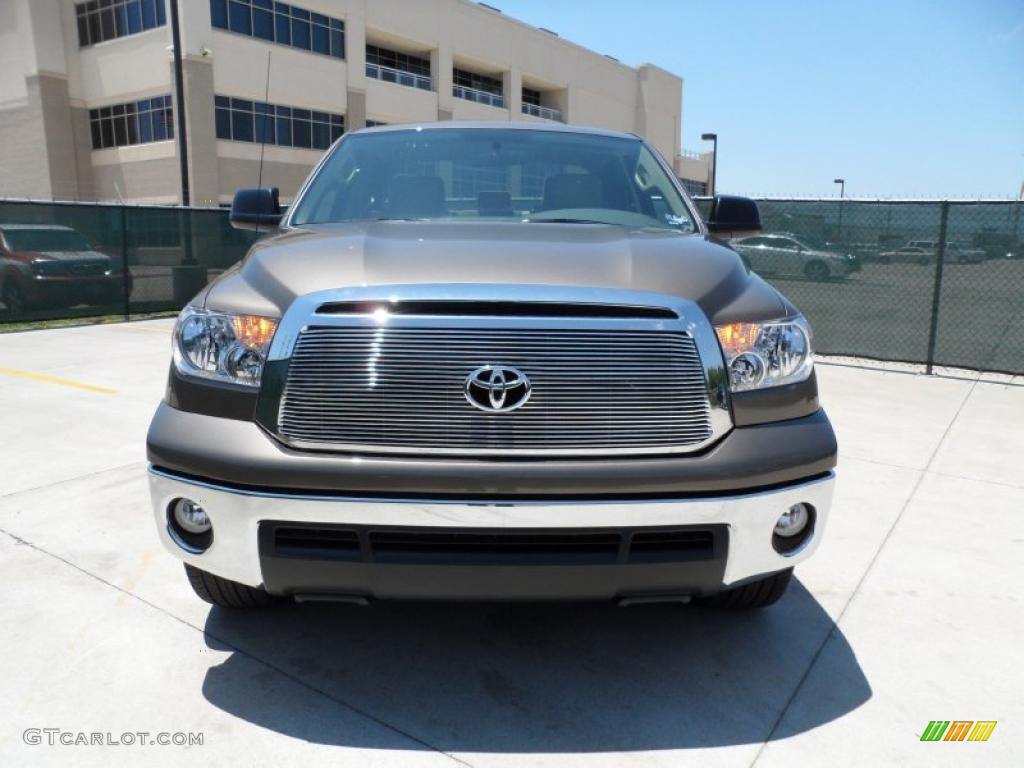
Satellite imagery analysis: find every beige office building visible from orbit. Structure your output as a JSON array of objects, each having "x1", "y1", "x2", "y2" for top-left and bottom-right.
[{"x1": 0, "y1": 0, "x2": 713, "y2": 206}]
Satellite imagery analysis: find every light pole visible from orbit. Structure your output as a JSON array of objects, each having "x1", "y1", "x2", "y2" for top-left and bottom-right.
[
  {"x1": 702, "y1": 133, "x2": 718, "y2": 197},
  {"x1": 169, "y1": 0, "x2": 189, "y2": 207},
  {"x1": 834, "y1": 178, "x2": 846, "y2": 243}
]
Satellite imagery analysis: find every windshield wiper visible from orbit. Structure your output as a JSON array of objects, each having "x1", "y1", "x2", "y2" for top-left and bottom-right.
[{"x1": 525, "y1": 217, "x2": 617, "y2": 226}]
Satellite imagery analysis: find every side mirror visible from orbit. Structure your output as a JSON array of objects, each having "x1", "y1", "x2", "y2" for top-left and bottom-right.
[
  {"x1": 230, "y1": 187, "x2": 282, "y2": 231},
  {"x1": 706, "y1": 195, "x2": 761, "y2": 239}
]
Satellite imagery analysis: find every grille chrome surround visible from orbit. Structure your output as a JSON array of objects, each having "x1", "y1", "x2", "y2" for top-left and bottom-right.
[{"x1": 262, "y1": 285, "x2": 733, "y2": 457}]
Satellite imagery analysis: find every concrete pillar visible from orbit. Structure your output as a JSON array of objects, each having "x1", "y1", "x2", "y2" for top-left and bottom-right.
[
  {"x1": 345, "y1": 8, "x2": 368, "y2": 89},
  {"x1": 347, "y1": 88, "x2": 367, "y2": 130},
  {"x1": 175, "y1": 56, "x2": 219, "y2": 206},
  {"x1": 503, "y1": 68, "x2": 521, "y2": 120},
  {"x1": 0, "y1": 0, "x2": 87, "y2": 200},
  {"x1": 69, "y1": 105, "x2": 96, "y2": 200},
  {"x1": 433, "y1": 43, "x2": 453, "y2": 119}
]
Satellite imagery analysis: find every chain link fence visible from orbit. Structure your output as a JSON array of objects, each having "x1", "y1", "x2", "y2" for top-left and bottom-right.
[
  {"x1": 2, "y1": 197, "x2": 1022, "y2": 374},
  {"x1": 695, "y1": 198, "x2": 1023, "y2": 374},
  {"x1": 0, "y1": 200, "x2": 257, "y2": 323}
]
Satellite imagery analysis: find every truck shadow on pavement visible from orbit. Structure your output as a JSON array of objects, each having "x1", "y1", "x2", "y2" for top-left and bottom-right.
[{"x1": 200, "y1": 577, "x2": 870, "y2": 752}]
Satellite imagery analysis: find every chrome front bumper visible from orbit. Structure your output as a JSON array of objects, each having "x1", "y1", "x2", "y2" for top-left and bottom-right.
[{"x1": 149, "y1": 467, "x2": 835, "y2": 596}]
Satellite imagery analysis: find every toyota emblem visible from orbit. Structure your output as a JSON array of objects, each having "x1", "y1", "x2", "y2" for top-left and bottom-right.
[{"x1": 464, "y1": 365, "x2": 532, "y2": 413}]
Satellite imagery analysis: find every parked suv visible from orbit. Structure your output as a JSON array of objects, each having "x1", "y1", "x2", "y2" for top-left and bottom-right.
[
  {"x1": 148, "y1": 123, "x2": 836, "y2": 610},
  {"x1": 0, "y1": 224, "x2": 124, "y2": 315}
]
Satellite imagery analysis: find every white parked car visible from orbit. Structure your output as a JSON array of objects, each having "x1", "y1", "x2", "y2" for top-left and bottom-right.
[
  {"x1": 731, "y1": 234, "x2": 854, "y2": 281},
  {"x1": 880, "y1": 240, "x2": 985, "y2": 265}
]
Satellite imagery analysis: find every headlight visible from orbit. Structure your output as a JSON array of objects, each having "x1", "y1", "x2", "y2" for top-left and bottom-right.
[
  {"x1": 172, "y1": 306, "x2": 278, "y2": 387},
  {"x1": 715, "y1": 316, "x2": 813, "y2": 392}
]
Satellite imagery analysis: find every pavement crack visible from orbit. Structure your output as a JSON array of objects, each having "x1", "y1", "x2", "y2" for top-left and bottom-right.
[
  {"x1": 747, "y1": 372, "x2": 984, "y2": 767},
  {"x1": 0, "y1": 461, "x2": 144, "y2": 501},
  {"x1": 0, "y1": 525, "x2": 474, "y2": 767}
]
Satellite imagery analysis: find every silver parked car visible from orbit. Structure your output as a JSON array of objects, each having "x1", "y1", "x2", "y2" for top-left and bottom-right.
[
  {"x1": 879, "y1": 240, "x2": 986, "y2": 265},
  {"x1": 732, "y1": 234, "x2": 854, "y2": 281},
  {"x1": 877, "y1": 245, "x2": 932, "y2": 265}
]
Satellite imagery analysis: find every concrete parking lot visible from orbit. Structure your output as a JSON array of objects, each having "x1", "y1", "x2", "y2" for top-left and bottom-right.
[{"x1": 0, "y1": 318, "x2": 1021, "y2": 767}]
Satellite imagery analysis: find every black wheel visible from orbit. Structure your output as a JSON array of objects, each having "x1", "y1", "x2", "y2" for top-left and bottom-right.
[
  {"x1": 803, "y1": 260, "x2": 830, "y2": 281},
  {"x1": 184, "y1": 564, "x2": 279, "y2": 609},
  {"x1": 878, "y1": 255, "x2": 891, "y2": 265},
  {"x1": 1, "y1": 281, "x2": 26, "y2": 316},
  {"x1": 917, "y1": 256, "x2": 930, "y2": 266},
  {"x1": 697, "y1": 568, "x2": 793, "y2": 609}
]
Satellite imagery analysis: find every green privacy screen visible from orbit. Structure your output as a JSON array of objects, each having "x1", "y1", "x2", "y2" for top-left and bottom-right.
[{"x1": 1, "y1": 198, "x2": 1022, "y2": 374}]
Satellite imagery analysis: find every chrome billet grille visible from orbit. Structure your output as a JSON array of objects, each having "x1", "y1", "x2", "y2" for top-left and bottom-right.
[{"x1": 278, "y1": 327, "x2": 713, "y2": 455}]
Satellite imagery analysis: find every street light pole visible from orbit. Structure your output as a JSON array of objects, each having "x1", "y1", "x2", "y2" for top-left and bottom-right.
[
  {"x1": 701, "y1": 132, "x2": 718, "y2": 197},
  {"x1": 169, "y1": 0, "x2": 190, "y2": 206},
  {"x1": 833, "y1": 178, "x2": 846, "y2": 243}
]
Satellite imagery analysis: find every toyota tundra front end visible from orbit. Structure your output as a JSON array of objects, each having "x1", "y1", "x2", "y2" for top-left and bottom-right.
[{"x1": 147, "y1": 122, "x2": 836, "y2": 610}]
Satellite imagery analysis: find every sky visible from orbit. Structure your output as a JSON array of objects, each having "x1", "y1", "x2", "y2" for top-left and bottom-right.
[{"x1": 493, "y1": 0, "x2": 1024, "y2": 198}]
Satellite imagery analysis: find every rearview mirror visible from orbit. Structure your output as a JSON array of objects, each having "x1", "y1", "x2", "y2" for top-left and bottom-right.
[
  {"x1": 230, "y1": 187, "x2": 282, "y2": 231},
  {"x1": 705, "y1": 195, "x2": 761, "y2": 239}
]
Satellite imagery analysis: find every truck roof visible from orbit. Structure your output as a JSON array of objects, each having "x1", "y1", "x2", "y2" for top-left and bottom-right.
[{"x1": 351, "y1": 120, "x2": 640, "y2": 142}]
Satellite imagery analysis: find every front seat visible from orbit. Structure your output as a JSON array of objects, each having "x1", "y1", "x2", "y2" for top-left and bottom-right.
[
  {"x1": 477, "y1": 190, "x2": 514, "y2": 217},
  {"x1": 387, "y1": 175, "x2": 448, "y2": 218},
  {"x1": 541, "y1": 173, "x2": 603, "y2": 211}
]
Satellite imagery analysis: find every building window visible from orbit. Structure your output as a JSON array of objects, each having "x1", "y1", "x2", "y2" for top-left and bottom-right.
[
  {"x1": 210, "y1": 0, "x2": 344, "y2": 59},
  {"x1": 452, "y1": 162, "x2": 508, "y2": 200},
  {"x1": 453, "y1": 68, "x2": 504, "y2": 107},
  {"x1": 215, "y1": 96, "x2": 343, "y2": 150},
  {"x1": 89, "y1": 95, "x2": 173, "y2": 150},
  {"x1": 521, "y1": 87, "x2": 562, "y2": 121},
  {"x1": 679, "y1": 178, "x2": 707, "y2": 196},
  {"x1": 365, "y1": 45, "x2": 432, "y2": 90},
  {"x1": 365, "y1": 120, "x2": 388, "y2": 127},
  {"x1": 75, "y1": 0, "x2": 167, "y2": 48}
]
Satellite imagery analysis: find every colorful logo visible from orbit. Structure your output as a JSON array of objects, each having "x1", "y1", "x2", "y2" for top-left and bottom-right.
[{"x1": 920, "y1": 721, "x2": 997, "y2": 742}]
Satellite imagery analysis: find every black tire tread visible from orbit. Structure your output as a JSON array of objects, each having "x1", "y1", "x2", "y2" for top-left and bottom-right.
[
  {"x1": 698, "y1": 568, "x2": 793, "y2": 609},
  {"x1": 184, "y1": 564, "x2": 277, "y2": 609}
]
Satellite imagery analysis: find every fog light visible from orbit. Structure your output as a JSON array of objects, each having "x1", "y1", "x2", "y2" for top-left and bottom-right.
[
  {"x1": 167, "y1": 498, "x2": 213, "y2": 553},
  {"x1": 173, "y1": 498, "x2": 210, "y2": 534},
  {"x1": 772, "y1": 502, "x2": 815, "y2": 555},
  {"x1": 775, "y1": 503, "x2": 810, "y2": 538}
]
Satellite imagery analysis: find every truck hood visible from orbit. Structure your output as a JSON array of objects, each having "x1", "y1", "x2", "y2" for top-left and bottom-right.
[
  {"x1": 203, "y1": 221, "x2": 790, "y2": 324},
  {"x1": 20, "y1": 249, "x2": 109, "y2": 264}
]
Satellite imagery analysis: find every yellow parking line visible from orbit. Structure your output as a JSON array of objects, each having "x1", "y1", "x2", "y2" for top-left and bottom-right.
[{"x1": 0, "y1": 366, "x2": 116, "y2": 395}]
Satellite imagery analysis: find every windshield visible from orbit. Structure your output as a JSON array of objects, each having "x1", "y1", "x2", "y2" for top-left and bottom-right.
[
  {"x1": 4, "y1": 228, "x2": 92, "y2": 252},
  {"x1": 290, "y1": 128, "x2": 697, "y2": 233}
]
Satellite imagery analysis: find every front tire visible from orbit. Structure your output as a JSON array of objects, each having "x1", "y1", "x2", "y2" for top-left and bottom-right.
[
  {"x1": 803, "y1": 261, "x2": 830, "y2": 281},
  {"x1": 1, "y1": 281, "x2": 26, "y2": 316},
  {"x1": 697, "y1": 568, "x2": 793, "y2": 609},
  {"x1": 184, "y1": 564, "x2": 279, "y2": 609}
]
